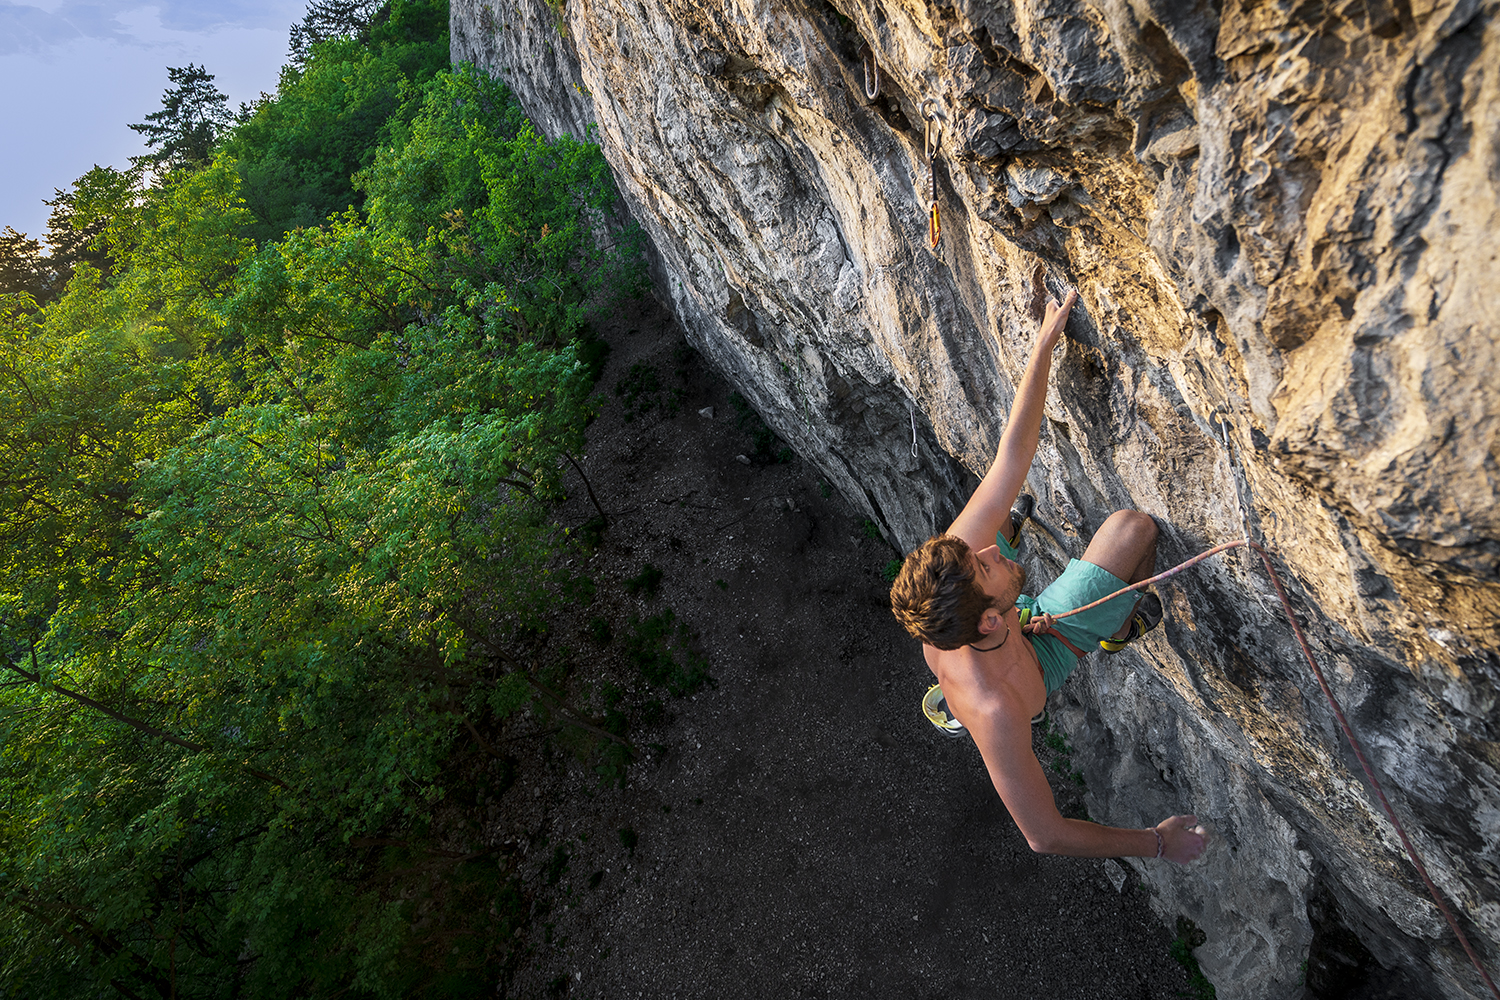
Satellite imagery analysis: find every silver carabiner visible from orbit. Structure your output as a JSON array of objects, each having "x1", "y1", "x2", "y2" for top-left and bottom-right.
[
  {"x1": 862, "y1": 48, "x2": 881, "y2": 100},
  {"x1": 921, "y1": 99, "x2": 942, "y2": 162}
]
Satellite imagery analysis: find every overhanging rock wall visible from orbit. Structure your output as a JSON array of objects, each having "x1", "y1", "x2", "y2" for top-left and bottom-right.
[{"x1": 453, "y1": 2, "x2": 1500, "y2": 996}]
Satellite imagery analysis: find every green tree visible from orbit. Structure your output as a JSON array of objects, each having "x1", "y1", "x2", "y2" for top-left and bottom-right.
[
  {"x1": 0, "y1": 7, "x2": 646, "y2": 993},
  {"x1": 129, "y1": 64, "x2": 233, "y2": 170},
  {"x1": 0, "y1": 228, "x2": 46, "y2": 302},
  {"x1": 223, "y1": 0, "x2": 450, "y2": 242},
  {"x1": 358, "y1": 63, "x2": 648, "y2": 343},
  {"x1": 40, "y1": 185, "x2": 115, "y2": 296},
  {"x1": 289, "y1": 0, "x2": 385, "y2": 66}
]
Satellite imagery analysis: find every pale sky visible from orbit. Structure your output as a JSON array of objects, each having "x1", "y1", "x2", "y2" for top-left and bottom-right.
[{"x1": 0, "y1": 0, "x2": 309, "y2": 240}]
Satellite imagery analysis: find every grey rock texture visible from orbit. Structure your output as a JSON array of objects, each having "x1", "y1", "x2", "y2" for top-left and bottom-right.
[{"x1": 453, "y1": 1, "x2": 1500, "y2": 997}]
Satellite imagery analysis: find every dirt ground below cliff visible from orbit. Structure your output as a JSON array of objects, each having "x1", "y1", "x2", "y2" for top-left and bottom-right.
[{"x1": 500, "y1": 295, "x2": 1203, "y2": 999}]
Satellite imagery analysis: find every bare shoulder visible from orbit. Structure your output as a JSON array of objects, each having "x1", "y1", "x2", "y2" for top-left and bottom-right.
[
  {"x1": 957, "y1": 678, "x2": 1031, "y2": 743},
  {"x1": 926, "y1": 645, "x2": 1031, "y2": 735}
]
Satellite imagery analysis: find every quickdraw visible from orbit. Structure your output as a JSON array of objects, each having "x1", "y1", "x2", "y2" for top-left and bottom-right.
[{"x1": 922, "y1": 99, "x2": 943, "y2": 252}]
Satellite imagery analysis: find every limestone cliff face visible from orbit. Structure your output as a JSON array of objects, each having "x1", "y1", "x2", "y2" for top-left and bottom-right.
[{"x1": 453, "y1": 1, "x2": 1500, "y2": 996}]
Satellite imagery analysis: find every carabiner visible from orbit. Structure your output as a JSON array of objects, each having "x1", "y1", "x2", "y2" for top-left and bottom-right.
[
  {"x1": 922, "y1": 100, "x2": 942, "y2": 162},
  {"x1": 862, "y1": 48, "x2": 881, "y2": 101}
]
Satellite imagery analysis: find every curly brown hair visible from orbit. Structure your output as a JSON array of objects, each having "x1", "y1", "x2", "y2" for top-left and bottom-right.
[{"x1": 889, "y1": 534, "x2": 996, "y2": 649}]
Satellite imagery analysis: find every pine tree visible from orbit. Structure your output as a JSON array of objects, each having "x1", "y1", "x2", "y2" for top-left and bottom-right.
[
  {"x1": 128, "y1": 64, "x2": 232, "y2": 169},
  {"x1": 288, "y1": 0, "x2": 385, "y2": 66},
  {"x1": 42, "y1": 186, "x2": 113, "y2": 289},
  {"x1": 0, "y1": 228, "x2": 46, "y2": 302}
]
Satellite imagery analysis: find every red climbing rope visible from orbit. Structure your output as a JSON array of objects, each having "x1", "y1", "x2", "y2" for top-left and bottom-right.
[{"x1": 1038, "y1": 538, "x2": 1500, "y2": 1000}]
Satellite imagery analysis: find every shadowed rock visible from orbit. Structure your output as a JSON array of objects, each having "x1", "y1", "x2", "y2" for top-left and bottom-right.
[{"x1": 453, "y1": 1, "x2": 1500, "y2": 997}]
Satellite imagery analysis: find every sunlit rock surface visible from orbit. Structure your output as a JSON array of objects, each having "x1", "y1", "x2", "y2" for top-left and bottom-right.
[{"x1": 453, "y1": 1, "x2": 1500, "y2": 996}]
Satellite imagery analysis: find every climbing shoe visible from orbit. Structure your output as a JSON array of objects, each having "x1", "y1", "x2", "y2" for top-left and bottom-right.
[
  {"x1": 1099, "y1": 592, "x2": 1163, "y2": 653},
  {"x1": 1007, "y1": 494, "x2": 1035, "y2": 547},
  {"x1": 921, "y1": 684, "x2": 966, "y2": 737}
]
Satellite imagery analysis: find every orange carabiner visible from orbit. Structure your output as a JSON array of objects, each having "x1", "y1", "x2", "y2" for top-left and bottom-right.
[{"x1": 928, "y1": 199, "x2": 941, "y2": 251}]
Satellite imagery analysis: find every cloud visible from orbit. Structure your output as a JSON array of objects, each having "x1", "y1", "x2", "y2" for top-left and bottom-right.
[
  {"x1": 149, "y1": 0, "x2": 291, "y2": 33},
  {"x1": 0, "y1": 1, "x2": 299, "y2": 55},
  {"x1": 0, "y1": 4, "x2": 123, "y2": 53}
]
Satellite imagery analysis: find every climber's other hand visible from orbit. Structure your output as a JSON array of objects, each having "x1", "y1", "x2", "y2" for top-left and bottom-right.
[
  {"x1": 1038, "y1": 289, "x2": 1078, "y2": 351},
  {"x1": 1156, "y1": 814, "x2": 1210, "y2": 864},
  {"x1": 1023, "y1": 611, "x2": 1057, "y2": 634}
]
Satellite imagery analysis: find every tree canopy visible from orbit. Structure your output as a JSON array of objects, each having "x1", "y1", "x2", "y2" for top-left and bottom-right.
[
  {"x1": 0, "y1": 2, "x2": 651, "y2": 995},
  {"x1": 289, "y1": 0, "x2": 387, "y2": 67}
]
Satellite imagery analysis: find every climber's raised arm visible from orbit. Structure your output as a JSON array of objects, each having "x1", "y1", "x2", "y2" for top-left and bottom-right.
[{"x1": 947, "y1": 290, "x2": 1077, "y2": 551}]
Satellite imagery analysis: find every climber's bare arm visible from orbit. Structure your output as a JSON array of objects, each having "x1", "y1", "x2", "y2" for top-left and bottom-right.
[
  {"x1": 948, "y1": 291, "x2": 1077, "y2": 550},
  {"x1": 967, "y1": 696, "x2": 1209, "y2": 862}
]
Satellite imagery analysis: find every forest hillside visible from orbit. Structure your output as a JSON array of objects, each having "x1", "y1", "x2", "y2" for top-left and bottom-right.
[{"x1": 0, "y1": 2, "x2": 666, "y2": 995}]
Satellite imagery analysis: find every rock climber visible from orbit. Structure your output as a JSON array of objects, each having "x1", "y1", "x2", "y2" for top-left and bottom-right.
[{"x1": 889, "y1": 290, "x2": 1209, "y2": 865}]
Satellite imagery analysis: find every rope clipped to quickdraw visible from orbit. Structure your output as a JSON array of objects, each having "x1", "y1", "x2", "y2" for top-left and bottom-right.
[
  {"x1": 1024, "y1": 438, "x2": 1500, "y2": 999},
  {"x1": 861, "y1": 45, "x2": 881, "y2": 100},
  {"x1": 922, "y1": 99, "x2": 942, "y2": 252}
]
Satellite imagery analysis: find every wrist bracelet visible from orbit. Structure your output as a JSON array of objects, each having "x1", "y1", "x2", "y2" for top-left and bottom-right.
[{"x1": 1151, "y1": 828, "x2": 1163, "y2": 859}]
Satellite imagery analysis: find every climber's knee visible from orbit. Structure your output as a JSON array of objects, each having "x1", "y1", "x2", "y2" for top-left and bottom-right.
[
  {"x1": 1082, "y1": 510, "x2": 1158, "y2": 582},
  {"x1": 1103, "y1": 510, "x2": 1157, "y2": 549}
]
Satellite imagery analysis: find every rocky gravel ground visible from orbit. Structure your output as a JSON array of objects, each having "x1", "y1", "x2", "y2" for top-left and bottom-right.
[{"x1": 499, "y1": 295, "x2": 1206, "y2": 1000}]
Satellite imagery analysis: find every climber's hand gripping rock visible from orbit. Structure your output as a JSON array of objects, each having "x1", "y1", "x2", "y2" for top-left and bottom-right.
[
  {"x1": 1037, "y1": 289, "x2": 1077, "y2": 354},
  {"x1": 1156, "y1": 815, "x2": 1211, "y2": 864}
]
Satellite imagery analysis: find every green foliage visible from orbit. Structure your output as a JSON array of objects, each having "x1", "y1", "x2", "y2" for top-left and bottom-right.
[
  {"x1": 883, "y1": 557, "x2": 903, "y2": 583},
  {"x1": 593, "y1": 740, "x2": 631, "y2": 789},
  {"x1": 0, "y1": 227, "x2": 48, "y2": 302},
  {"x1": 358, "y1": 62, "x2": 647, "y2": 343},
  {"x1": 1038, "y1": 728, "x2": 1085, "y2": 790},
  {"x1": 615, "y1": 360, "x2": 660, "y2": 421},
  {"x1": 561, "y1": 573, "x2": 596, "y2": 606},
  {"x1": 624, "y1": 562, "x2": 664, "y2": 596},
  {"x1": 862, "y1": 518, "x2": 881, "y2": 539},
  {"x1": 620, "y1": 611, "x2": 713, "y2": 696},
  {"x1": 0, "y1": 5, "x2": 646, "y2": 995},
  {"x1": 129, "y1": 63, "x2": 233, "y2": 169},
  {"x1": 613, "y1": 360, "x2": 684, "y2": 422},
  {"x1": 575, "y1": 328, "x2": 611, "y2": 385},
  {"x1": 574, "y1": 513, "x2": 607, "y2": 552},
  {"x1": 1170, "y1": 917, "x2": 1217, "y2": 999},
  {"x1": 289, "y1": 0, "x2": 385, "y2": 67},
  {"x1": 222, "y1": 0, "x2": 450, "y2": 242}
]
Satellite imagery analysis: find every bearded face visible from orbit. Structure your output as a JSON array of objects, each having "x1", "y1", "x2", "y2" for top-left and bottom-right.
[
  {"x1": 971, "y1": 545, "x2": 1026, "y2": 611},
  {"x1": 1002, "y1": 562, "x2": 1027, "y2": 606}
]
